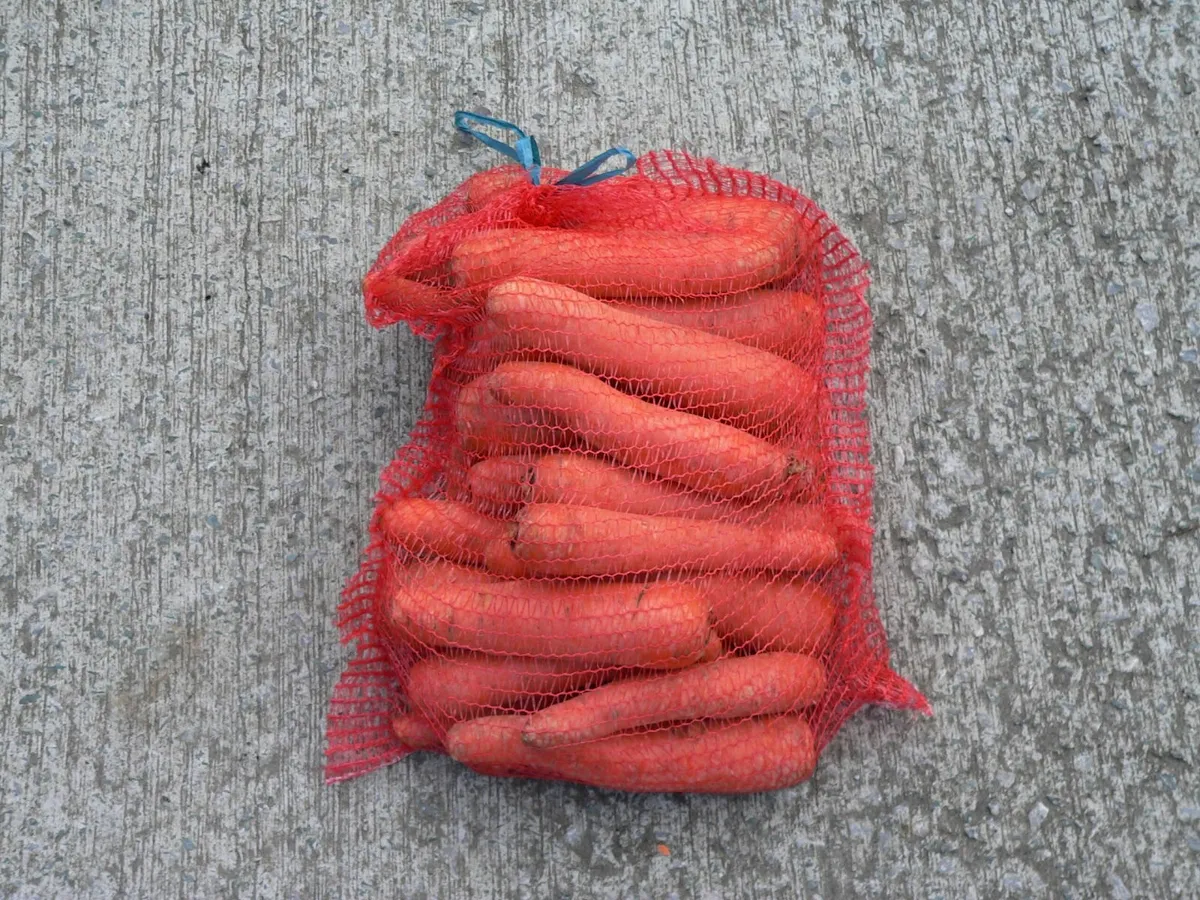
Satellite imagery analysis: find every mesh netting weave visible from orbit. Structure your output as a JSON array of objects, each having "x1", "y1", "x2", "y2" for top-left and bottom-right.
[{"x1": 325, "y1": 150, "x2": 929, "y2": 793}]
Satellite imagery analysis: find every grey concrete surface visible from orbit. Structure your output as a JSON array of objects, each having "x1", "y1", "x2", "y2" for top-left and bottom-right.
[{"x1": 2, "y1": 1, "x2": 1198, "y2": 897}]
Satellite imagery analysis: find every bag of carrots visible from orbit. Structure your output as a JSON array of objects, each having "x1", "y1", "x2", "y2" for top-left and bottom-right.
[{"x1": 325, "y1": 113, "x2": 929, "y2": 793}]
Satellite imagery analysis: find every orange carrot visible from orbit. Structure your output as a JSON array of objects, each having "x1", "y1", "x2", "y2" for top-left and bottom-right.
[
  {"x1": 362, "y1": 272, "x2": 468, "y2": 321},
  {"x1": 530, "y1": 453, "x2": 719, "y2": 517},
  {"x1": 478, "y1": 278, "x2": 820, "y2": 434},
  {"x1": 760, "y1": 503, "x2": 840, "y2": 542},
  {"x1": 702, "y1": 576, "x2": 837, "y2": 654},
  {"x1": 468, "y1": 453, "x2": 713, "y2": 518},
  {"x1": 521, "y1": 653, "x2": 826, "y2": 748},
  {"x1": 446, "y1": 714, "x2": 817, "y2": 793},
  {"x1": 387, "y1": 561, "x2": 710, "y2": 668},
  {"x1": 465, "y1": 452, "x2": 793, "y2": 523},
  {"x1": 391, "y1": 713, "x2": 444, "y2": 752},
  {"x1": 372, "y1": 232, "x2": 451, "y2": 282},
  {"x1": 454, "y1": 375, "x2": 570, "y2": 456},
  {"x1": 470, "y1": 453, "x2": 696, "y2": 517},
  {"x1": 406, "y1": 647, "x2": 723, "y2": 728},
  {"x1": 465, "y1": 454, "x2": 535, "y2": 514},
  {"x1": 525, "y1": 454, "x2": 834, "y2": 535},
  {"x1": 506, "y1": 503, "x2": 839, "y2": 577},
  {"x1": 361, "y1": 225, "x2": 462, "y2": 310},
  {"x1": 464, "y1": 166, "x2": 570, "y2": 211},
  {"x1": 700, "y1": 631, "x2": 724, "y2": 663},
  {"x1": 570, "y1": 192, "x2": 808, "y2": 236},
  {"x1": 377, "y1": 499, "x2": 510, "y2": 566},
  {"x1": 450, "y1": 213, "x2": 805, "y2": 297},
  {"x1": 481, "y1": 362, "x2": 815, "y2": 500},
  {"x1": 612, "y1": 290, "x2": 824, "y2": 363},
  {"x1": 530, "y1": 175, "x2": 814, "y2": 240},
  {"x1": 407, "y1": 654, "x2": 615, "y2": 726}
]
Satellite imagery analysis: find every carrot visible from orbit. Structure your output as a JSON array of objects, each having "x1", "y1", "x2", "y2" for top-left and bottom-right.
[
  {"x1": 521, "y1": 653, "x2": 826, "y2": 748},
  {"x1": 376, "y1": 499, "x2": 509, "y2": 567},
  {"x1": 530, "y1": 453, "x2": 719, "y2": 517},
  {"x1": 612, "y1": 290, "x2": 824, "y2": 363},
  {"x1": 450, "y1": 214, "x2": 805, "y2": 297},
  {"x1": 515, "y1": 174, "x2": 812, "y2": 237},
  {"x1": 760, "y1": 503, "x2": 840, "y2": 542},
  {"x1": 481, "y1": 362, "x2": 815, "y2": 500},
  {"x1": 361, "y1": 228, "x2": 470, "y2": 322},
  {"x1": 446, "y1": 714, "x2": 817, "y2": 793},
  {"x1": 462, "y1": 455, "x2": 838, "y2": 567},
  {"x1": 391, "y1": 713, "x2": 443, "y2": 752},
  {"x1": 702, "y1": 576, "x2": 837, "y2": 654},
  {"x1": 362, "y1": 272, "x2": 468, "y2": 321},
  {"x1": 565, "y1": 191, "x2": 809, "y2": 236},
  {"x1": 371, "y1": 232, "x2": 451, "y2": 283},
  {"x1": 454, "y1": 375, "x2": 570, "y2": 456},
  {"x1": 479, "y1": 278, "x2": 820, "y2": 435},
  {"x1": 464, "y1": 166, "x2": 570, "y2": 211},
  {"x1": 406, "y1": 647, "x2": 724, "y2": 728},
  {"x1": 506, "y1": 503, "x2": 839, "y2": 577},
  {"x1": 407, "y1": 654, "x2": 615, "y2": 726},
  {"x1": 465, "y1": 454, "x2": 535, "y2": 514},
  {"x1": 700, "y1": 631, "x2": 724, "y2": 663},
  {"x1": 467, "y1": 453, "x2": 714, "y2": 519},
  {"x1": 467, "y1": 452, "x2": 709, "y2": 518},
  {"x1": 525, "y1": 454, "x2": 834, "y2": 535},
  {"x1": 387, "y1": 561, "x2": 710, "y2": 668}
]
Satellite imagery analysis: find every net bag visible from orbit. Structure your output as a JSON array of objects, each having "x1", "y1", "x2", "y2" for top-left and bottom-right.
[{"x1": 325, "y1": 113, "x2": 929, "y2": 792}]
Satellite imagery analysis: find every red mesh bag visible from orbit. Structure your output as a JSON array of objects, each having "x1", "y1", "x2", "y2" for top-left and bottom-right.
[{"x1": 326, "y1": 115, "x2": 929, "y2": 792}]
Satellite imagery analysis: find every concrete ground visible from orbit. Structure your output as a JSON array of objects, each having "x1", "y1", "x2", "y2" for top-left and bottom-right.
[{"x1": 2, "y1": 1, "x2": 1198, "y2": 897}]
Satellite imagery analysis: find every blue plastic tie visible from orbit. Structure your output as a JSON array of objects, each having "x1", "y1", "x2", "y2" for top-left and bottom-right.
[
  {"x1": 556, "y1": 146, "x2": 637, "y2": 187},
  {"x1": 453, "y1": 111, "x2": 634, "y2": 188},
  {"x1": 454, "y1": 111, "x2": 543, "y2": 185}
]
